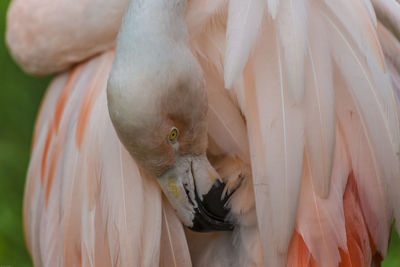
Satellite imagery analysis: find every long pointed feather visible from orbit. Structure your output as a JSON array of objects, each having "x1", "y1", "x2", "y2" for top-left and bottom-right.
[
  {"x1": 159, "y1": 198, "x2": 192, "y2": 267},
  {"x1": 267, "y1": 0, "x2": 280, "y2": 19},
  {"x1": 225, "y1": 0, "x2": 266, "y2": 89},
  {"x1": 287, "y1": 231, "x2": 312, "y2": 266},
  {"x1": 79, "y1": 52, "x2": 113, "y2": 267},
  {"x1": 244, "y1": 21, "x2": 304, "y2": 266},
  {"x1": 322, "y1": 0, "x2": 387, "y2": 73},
  {"x1": 323, "y1": 2, "x2": 400, "y2": 242},
  {"x1": 377, "y1": 22, "x2": 400, "y2": 77},
  {"x1": 276, "y1": 0, "x2": 308, "y2": 103},
  {"x1": 341, "y1": 174, "x2": 373, "y2": 267},
  {"x1": 296, "y1": 127, "x2": 349, "y2": 267},
  {"x1": 372, "y1": 0, "x2": 400, "y2": 42},
  {"x1": 203, "y1": 64, "x2": 250, "y2": 162},
  {"x1": 334, "y1": 68, "x2": 392, "y2": 256},
  {"x1": 377, "y1": 22, "x2": 400, "y2": 125},
  {"x1": 26, "y1": 52, "x2": 172, "y2": 266},
  {"x1": 304, "y1": 7, "x2": 335, "y2": 198},
  {"x1": 56, "y1": 59, "x2": 99, "y2": 267},
  {"x1": 25, "y1": 73, "x2": 69, "y2": 266},
  {"x1": 362, "y1": 0, "x2": 378, "y2": 27}
]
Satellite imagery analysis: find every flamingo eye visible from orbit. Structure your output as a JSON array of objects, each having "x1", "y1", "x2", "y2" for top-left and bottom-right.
[{"x1": 168, "y1": 127, "x2": 179, "y2": 143}]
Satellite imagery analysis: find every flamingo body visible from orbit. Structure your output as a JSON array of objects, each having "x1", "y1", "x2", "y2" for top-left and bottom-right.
[{"x1": 6, "y1": 0, "x2": 400, "y2": 266}]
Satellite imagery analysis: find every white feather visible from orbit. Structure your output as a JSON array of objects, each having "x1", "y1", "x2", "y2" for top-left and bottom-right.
[
  {"x1": 276, "y1": 0, "x2": 308, "y2": 103},
  {"x1": 322, "y1": 0, "x2": 388, "y2": 81},
  {"x1": 304, "y1": 7, "x2": 335, "y2": 198},
  {"x1": 224, "y1": 0, "x2": 266, "y2": 89},
  {"x1": 245, "y1": 21, "x2": 304, "y2": 266},
  {"x1": 267, "y1": 0, "x2": 280, "y2": 19},
  {"x1": 362, "y1": 0, "x2": 378, "y2": 27}
]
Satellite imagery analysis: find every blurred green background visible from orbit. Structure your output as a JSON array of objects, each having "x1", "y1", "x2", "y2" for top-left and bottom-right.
[{"x1": 0, "y1": 0, "x2": 399, "y2": 266}]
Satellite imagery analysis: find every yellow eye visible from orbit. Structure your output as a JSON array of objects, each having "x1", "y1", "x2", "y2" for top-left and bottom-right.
[{"x1": 168, "y1": 127, "x2": 179, "y2": 143}]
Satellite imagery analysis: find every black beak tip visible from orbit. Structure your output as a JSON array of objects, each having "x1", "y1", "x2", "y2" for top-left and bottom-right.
[{"x1": 189, "y1": 180, "x2": 235, "y2": 232}]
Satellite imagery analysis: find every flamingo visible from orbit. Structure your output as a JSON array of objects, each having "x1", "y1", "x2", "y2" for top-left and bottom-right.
[{"x1": 6, "y1": 0, "x2": 400, "y2": 266}]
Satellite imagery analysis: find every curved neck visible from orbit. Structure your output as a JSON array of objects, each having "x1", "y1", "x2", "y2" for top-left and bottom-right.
[
  {"x1": 110, "y1": 0, "x2": 191, "y2": 84},
  {"x1": 107, "y1": 0, "x2": 204, "y2": 132},
  {"x1": 117, "y1": 0, "x2": 188, "y2": 54},
  {"x1": 107, "y1": 0, "x2": 208, "y2": 179}
]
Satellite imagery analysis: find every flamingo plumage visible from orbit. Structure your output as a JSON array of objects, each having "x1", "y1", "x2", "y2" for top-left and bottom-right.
[{"x1": 6, "y1": 0, "x2": 400, "y2": 266}]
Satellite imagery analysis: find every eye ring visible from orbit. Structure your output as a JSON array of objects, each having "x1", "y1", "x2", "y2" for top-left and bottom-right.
[{"x1": 168, "y1": 127, "x2": 179, "y2": 143}]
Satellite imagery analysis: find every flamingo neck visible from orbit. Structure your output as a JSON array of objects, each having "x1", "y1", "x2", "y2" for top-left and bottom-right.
[
  {"x1": 118, "y1": 0, "x2": 188, "y2": 47},
  {"x1": 110, "y1": 0, "x2": 191, "y2": 81},
  {"x1": 107, "y1": 0, "x2": 203, "y2": 134}
]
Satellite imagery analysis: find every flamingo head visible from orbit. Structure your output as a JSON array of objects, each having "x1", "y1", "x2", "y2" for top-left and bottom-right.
[{"x1": 106, "y1": 0, "x2": 234, "y2": 232}]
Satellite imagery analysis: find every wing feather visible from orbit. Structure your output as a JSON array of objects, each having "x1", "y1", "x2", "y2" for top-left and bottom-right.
[
  {"x1": 322, "y1": 0, "x2": 400, "y2": 239},
  {"x1": 25, "y1": 51, "x2": 192, "y2": 267},
  {"x1": 224, "y1": 0, "x2": 266, "y2": 89},
  {"x1": 333, "y1": 56, "x2": 392, "y2": 255},
  {"x1": 377, "y1": 22, "x2": 400, "y2": 103},
  {"x1": 296, "y1": 127, "x2": 349, "y2": 267},
  {"x1": 59, "y1": 55, "x2": 106, "y2": 267},
  {"x1": 322, "y1": 0, "x2": 387, "y2": 73},
  {"x1": 22, "y1": 0, "x2": 400, "y2": 265},
  {"x1": 276, "y1": 0, "x2": 308, "y2": 103},
  {"x1": 159, "y1": 198, "x2": 192, "y2": 267},
  {"x1": 372, "y1": 0, "x2": 400, "y2": 41},
  {"x1": 267, "y1": 0, "x2": 280, "y2": 19},
  {"x1": 304, "y1": 7, "x2": 335, "y2": 198},
  {"x1": 203, "y1": 63, "x2": 250, "y2": 163},
  {"x1": 242, "y1": 21, "x2": 304, "y2": 267},
  {"x1": 228, "y1": 0, "x2": 400, "y2": 263},
  {"x1": 362, "y1": 0, "x2": 378, "y2": 27},
  {"x1": 24, "y1": 73, "x2": 69, "y2": 265}
]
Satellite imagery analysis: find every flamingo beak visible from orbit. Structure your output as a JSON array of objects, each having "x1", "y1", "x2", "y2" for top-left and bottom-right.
[{"x1": 157, "y1": 154, "x2": 234, "y2": 232}]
